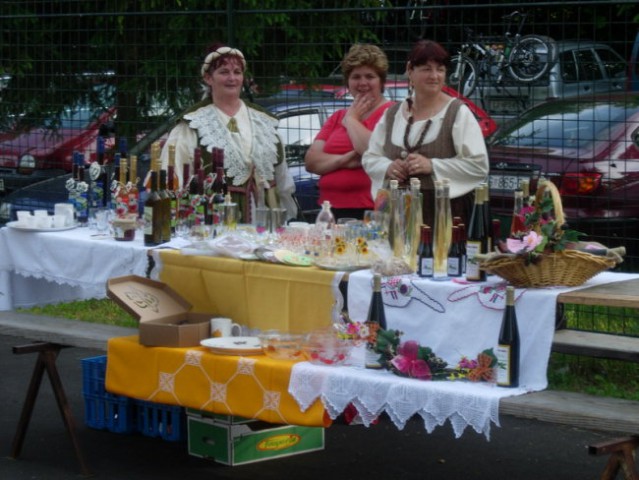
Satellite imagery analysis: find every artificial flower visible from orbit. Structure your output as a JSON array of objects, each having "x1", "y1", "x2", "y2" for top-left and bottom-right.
[
  {"x1": 390, "y1": 340, "x2": 432, "y2": 380},
  {"x1": 506, "y1": 230, "x2": 543, "y2": 254}
]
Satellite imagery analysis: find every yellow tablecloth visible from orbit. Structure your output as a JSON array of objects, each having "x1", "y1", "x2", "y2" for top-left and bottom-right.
[
  {"x1": 157, "y1": 251, "x2": 339, "y2": 332},
  {"x1": 106, "y1": 335, "x2": 328, "y2": 427}
]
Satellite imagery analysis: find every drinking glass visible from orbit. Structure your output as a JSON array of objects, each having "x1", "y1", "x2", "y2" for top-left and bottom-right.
[
  {"x1": 254, "y1": 206, "x2": 270, "y2": 236},
  {"x1": 270, "y1": 208, "x2": 287, "y2": 235}
]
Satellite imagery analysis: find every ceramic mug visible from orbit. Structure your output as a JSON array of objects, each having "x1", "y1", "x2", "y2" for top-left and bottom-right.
[{"x1": 210, "y1": 317, "x2": 242, "y2": 338}]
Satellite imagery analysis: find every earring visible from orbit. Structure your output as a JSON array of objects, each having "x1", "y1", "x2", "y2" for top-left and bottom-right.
[{"x1": 407, "y1": 82, "x2": 414, "y2": 100}]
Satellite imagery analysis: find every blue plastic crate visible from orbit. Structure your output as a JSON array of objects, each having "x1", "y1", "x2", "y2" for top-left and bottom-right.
[
  {"x1": 83, "y1": 392, "x2": 136, "y2": 434},
  {"x1": 81, "y1": 355, "x2": 136, "y2": 434},
  {"x1": 81, "y1": 355, "x2": 108, "y2": 396},
  {"x1": 135, "y1": 400, "x2": 186, "y2": 442}
]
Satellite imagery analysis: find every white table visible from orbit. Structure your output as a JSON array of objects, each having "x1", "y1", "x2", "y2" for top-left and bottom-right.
[
  {"x1": 289, "y1": 270, "x2": 639, "y2": 439},
  {"x1": 0, "y1": 225, "x2": 153, "y2": 311}
]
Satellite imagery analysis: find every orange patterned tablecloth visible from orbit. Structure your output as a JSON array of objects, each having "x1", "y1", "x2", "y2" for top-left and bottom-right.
[
  {"x1": 156, "y1": 250, "x2": 339, "y2": 333},
  {"x1": 106, "y1": 335, "x2": 328, "y2": 427}
]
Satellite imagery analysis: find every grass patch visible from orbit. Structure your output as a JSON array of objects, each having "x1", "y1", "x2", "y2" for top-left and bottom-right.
[{"x1": 17, "y1": 298, "x2": 137, "y2": 328}]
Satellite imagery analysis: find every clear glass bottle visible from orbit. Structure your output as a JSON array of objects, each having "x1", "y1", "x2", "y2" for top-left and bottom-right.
[
  {"x1": 315, "y1": 200, "x2": 335, "y2": 230},
  {"x1": 389, "y1": 180, "x2": 405, "y2": 258},
  {"x1": 405, "y1": 177, "x2": 423, "y2": 271},
  {"x1": 433, "y1": 179, "x2": 452, "y2": 280}
]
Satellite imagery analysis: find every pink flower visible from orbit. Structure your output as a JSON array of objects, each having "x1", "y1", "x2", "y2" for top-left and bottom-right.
[
  {"x1": 390, "y1": 340, "x2": 432, "y2": 380},
  {"x1": 506, "y1": 230, "x2": 543, "y2": 254}
]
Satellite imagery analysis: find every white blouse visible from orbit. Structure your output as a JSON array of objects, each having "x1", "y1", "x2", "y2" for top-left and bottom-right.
[{"x1": 362, "y1": 98, "x2": 489, "y2": 199}]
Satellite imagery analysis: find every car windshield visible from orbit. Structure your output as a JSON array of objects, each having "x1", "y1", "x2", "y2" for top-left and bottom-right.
[
  {"x1": 42, "y1": 107, "x2": 103, "y2": 130},
  {"x1": 494, "y1": 102, "x2": 631, "y2": 149}
]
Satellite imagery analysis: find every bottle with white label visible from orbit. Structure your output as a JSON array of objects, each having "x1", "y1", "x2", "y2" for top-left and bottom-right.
[{"x1": 496, "y1": 285, "x2": 520, "y2": 387}]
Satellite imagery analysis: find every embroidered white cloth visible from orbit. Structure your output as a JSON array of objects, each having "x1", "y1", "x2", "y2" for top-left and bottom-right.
[
  {"x1": 289, "y1": 270, "x2": 639, "y2": 439},
  {"x1": 289, "y1": 362, "x2": 525, "y2": 439},
  {"x1": 0, "y1": 225, "x2": 174, "y2": 310},
  {"x1": 346, "y1": 270, "x2": 639, "y2": 390}
]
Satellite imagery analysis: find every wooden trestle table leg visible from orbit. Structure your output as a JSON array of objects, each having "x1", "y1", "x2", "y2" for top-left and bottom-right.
[{"x1": 9, "y1": 342, "x2": 92, "y2": 477}]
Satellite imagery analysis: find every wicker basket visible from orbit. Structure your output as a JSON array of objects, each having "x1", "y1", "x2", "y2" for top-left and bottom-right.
[{"x1": 479, "y1": 181, "x2": 620, "y2": 287}]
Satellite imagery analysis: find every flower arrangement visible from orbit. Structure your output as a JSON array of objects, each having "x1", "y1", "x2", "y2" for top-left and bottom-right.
[
  {"x1": 370, "y1": 328, "x2": 497, "y2": 383},
  {"x1": 506, "y1": 190, "x2": 584, "y2": 264}
]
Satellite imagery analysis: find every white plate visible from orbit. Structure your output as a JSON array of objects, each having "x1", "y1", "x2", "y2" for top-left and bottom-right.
[
  {"x1": 315, "y1": 260, "x2": 371, "y2": 272},
  {"x1": 200, "y1": 336, "x2": 263, "y2": 355},
  {"x1": 6, "y1": 220, "x2": 78, "y2": 232}
]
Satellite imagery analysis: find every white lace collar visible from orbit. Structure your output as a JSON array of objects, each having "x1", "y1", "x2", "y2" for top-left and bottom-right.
[{"x1": 184, "y1": 102, "x2": 280, "y2": 186}]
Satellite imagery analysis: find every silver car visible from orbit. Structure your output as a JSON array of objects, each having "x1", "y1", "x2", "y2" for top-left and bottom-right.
[{"x1": 469, "y1": 40, "x2": 628, "y2": 118}]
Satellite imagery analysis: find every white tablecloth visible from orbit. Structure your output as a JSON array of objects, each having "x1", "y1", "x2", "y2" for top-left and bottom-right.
[
  {"x1": 289, "y1": 270, "x2": 639, "y2": 439},
  {"x1": 0, "y1": 225, "x2": 155, "y2": 310}
]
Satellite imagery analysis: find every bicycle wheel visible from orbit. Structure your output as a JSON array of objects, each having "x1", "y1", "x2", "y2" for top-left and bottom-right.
[
  {"x1": 508, "y1": 34, "x2": 556, "y2": 83},
  {"x1": 447, "y1": 55, "x2": 478, "y2": 97}
]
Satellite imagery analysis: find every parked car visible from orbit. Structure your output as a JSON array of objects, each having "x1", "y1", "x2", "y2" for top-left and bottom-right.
[
  {"x1": 0, "y1": 84, "x2": 117, "y2": 198},
  {"x1": 1, "y1": 92, "x2": 497, "y2": 224},
  {"x1": 487, "y1": 92, "x2": 639, "y2": 263},
  {"x1": 466, "y1": 40, "x2": 628, "y2": 118}
]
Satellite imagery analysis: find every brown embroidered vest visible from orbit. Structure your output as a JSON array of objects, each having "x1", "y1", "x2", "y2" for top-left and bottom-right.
[{"x1": 382, "y1": 99, "x2": 475, "y2": 227}]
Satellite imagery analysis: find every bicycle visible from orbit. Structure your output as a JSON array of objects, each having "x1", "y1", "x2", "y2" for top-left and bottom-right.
[{"x1": 447, "y1": 11, "x2": 558, "y2": 98}]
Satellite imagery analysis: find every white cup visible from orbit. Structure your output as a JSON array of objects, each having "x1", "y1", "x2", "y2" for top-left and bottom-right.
[
  {"x1": 54, "y1": 203, "x2": 75, "y2": 226},
  {"x1": 35, "y1": 215, "x2": 52, "y2": 229},
  {"x1": 52, "y1": 214, "x2": 67, "y2": 229},
  {"x1": 210, "y1": 317, "x2": 242, "y2": 338},
  {"x1": 33, "y1": 209, "x2": 48, "y2": 218},
  {"x1": 16, "y1": 211, "x2": 34, "y2": 227}
]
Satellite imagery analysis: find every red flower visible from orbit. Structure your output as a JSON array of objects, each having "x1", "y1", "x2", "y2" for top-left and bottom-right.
[{"x1": 390, "y1": 340, "x2": 432, "y2": 380}]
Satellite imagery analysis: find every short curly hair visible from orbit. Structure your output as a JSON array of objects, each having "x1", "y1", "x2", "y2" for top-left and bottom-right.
[{"x1": 340, "y1": 44, "x2": 389, "y2": 88}]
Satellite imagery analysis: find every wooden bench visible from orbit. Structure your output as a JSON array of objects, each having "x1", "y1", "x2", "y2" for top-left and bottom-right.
[{"x1": 501, "y1": 278, "x2": 639, "y2": 479}]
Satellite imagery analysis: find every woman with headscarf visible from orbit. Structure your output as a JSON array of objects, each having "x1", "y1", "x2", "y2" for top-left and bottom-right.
[{"x1": 160, "y1": 42, "x2": 297, "y2": 222}]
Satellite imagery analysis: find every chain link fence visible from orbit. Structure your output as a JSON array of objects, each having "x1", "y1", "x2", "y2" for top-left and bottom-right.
[{"x1": 1, "y1": 0, "x2": 639, "y2": 268}]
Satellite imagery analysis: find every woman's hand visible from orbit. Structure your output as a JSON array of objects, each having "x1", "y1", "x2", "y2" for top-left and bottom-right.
[
  {"x1": 385, "y1": 158, "x2": 410, "y2": 183},
  {"x1": 343, "y1": 93, "x2": 374, "y2": 125},
  {"x1": 406, "y1": 153, "x2": 432, "y2": 176}
]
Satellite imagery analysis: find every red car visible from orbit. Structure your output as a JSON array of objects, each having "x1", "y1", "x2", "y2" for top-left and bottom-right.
[
  {"x1": 487, "y1": 93, "x2": 639, "y2": 263},
  {"x1": 0, "y1": 100, "x2": 115, "y2": 196}
]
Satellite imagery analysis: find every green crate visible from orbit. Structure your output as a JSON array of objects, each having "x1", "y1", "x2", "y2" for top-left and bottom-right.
[{"x1": 187, "y1": 416, "x2": 324, "y2": 466}]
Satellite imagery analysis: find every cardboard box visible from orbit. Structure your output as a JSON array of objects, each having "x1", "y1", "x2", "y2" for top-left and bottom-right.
[
  {"x1": 187, "y1": 415, "x2": 325, "y2": 466},
  {"x1": 107, "y1": 275, "x2": 212, "y2": 347}
]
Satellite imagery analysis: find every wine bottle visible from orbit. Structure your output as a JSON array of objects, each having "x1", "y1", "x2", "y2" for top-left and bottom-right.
[
  {"x1": 96, "y1": 136, "x2": 109, "y2": 207},
  {"x1": 128, "y1": 154, "x2": 140, "y2": 217},
  {"x1": 158, "y1": 167, "x2": 172, "y2": 242},
  {"x1": 457, "y1": 223, "x2": 467, "y2": 274},
  {"x1": 510, "y1": 189, "x2": 526, "y2": 236},
  {"x1": 520, "y1": 179, "x2": 531, "y2": 208},
  {"x1": 447, "y1": 225, "x2": 462, "y2": 277},
  {"x1": 167, "y1": 146, "x2": 177, "y2": 235},
  {"x1": 496, "y1": 286, "x2": 520, "y2": 388},
  {"x1": 114, "y1": 157, "x2": 128, "y2": 216},
  {"x1": 195, "y1": 168, "x2": 207, "y2": 226},
  {"x1": 465, "y1": 186, "x2": 487, "y2": 282},
  {"x1": 179, "y1": 162, "x2": 191, "y2": 227},
  {"x1": 144, "y1": 169, "x2": 163, "y2": 246},
  {"x1": 481, "y1": 184, "x2": 493, "y2": 253},
  {"x1": 211, "y1": 148, "x2": 227, "y2": 225},
  {"x1": 366, "y1": 273, "x2": 387, "y2": 331},
  {"x1": 416, "y1": 225, "x2": 434, "y2": 278},
  {"x1": 492, "y1": 218, "x2": 502, "y2": 253}
]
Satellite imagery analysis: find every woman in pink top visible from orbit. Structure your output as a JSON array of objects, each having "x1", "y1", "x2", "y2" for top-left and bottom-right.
[{"x1": 305, "y1": 44, "x2": 394, "y2": 221}]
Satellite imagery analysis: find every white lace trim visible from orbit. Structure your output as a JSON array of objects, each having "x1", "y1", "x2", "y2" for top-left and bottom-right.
[{"x1": 185, "y1": 103, "x2": 280, "y2": 186}]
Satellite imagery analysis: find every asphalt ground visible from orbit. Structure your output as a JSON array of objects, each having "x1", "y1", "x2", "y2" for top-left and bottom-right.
[{"x1": 0, "y1": 332, "x2": 624, "y2": 480}]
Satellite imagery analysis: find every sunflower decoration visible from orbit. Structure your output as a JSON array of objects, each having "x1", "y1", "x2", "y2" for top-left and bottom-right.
[
  {"x1": 355, "y1": 236, "x2": 369, "y2": 255},
  {"x1": 333, "y1": 236, "x2": 348, "y2": 255}
]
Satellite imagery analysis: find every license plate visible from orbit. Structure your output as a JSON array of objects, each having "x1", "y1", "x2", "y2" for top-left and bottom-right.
[
  {"x1": 487, "y1": 99, "x2": 524, "y2": 113},
  {"x1": 489, "y1": 173, "x2": 530, "y2": 192}
]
